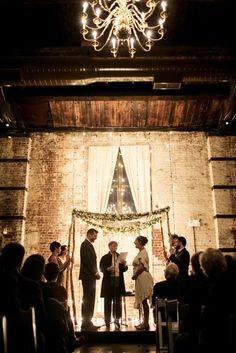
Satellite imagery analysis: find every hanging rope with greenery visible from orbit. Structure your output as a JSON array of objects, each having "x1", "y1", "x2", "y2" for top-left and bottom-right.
[{"x1": 72, "y1": 206, "x2": 170, "y2": 233}]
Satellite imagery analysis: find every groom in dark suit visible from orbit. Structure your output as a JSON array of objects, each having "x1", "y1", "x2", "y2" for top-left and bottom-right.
[{"x1": 79, "y1": 228, "x2": 100, "y2": 330}]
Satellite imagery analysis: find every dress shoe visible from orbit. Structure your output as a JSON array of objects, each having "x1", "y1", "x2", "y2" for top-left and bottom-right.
[
  {"x1": 115, "y1": 323, "x2": 120, "y2": 330},
  {"x1": 136, "y1": 323, "x2": 150, "y2": 331},
  {"x1": 74, "y1": 335, "x2": 85, "y2": 348},
  {"x1": 81, "y1": 322, "x2": 100, "y2": 331}
]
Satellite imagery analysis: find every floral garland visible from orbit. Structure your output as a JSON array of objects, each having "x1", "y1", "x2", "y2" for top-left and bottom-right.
[{"x1": 72, "y1": 206, "x2": 170, "y2": 234}]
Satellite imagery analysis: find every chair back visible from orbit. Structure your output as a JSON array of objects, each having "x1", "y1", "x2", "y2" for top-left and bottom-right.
[
  {"x1": 165, "y1": 299, "x2": 179, "y2": 353},
  {"x1": 155, "y1": 298, "x2": 179, "y2": 353},
  {"x1": 0, "y1": 316, "x2": 7, "y2": 353},
  {"x1": 20, "y1": 307, "x2": 37, "y2": 353}
]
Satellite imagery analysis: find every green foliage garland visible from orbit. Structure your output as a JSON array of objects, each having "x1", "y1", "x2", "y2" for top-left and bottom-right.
[{"x1": 72, "y1": 206, "x2": 170, "y2": 233}]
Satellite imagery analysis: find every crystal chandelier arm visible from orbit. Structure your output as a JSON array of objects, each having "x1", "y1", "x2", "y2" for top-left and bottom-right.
[
  {"x1": 132, "y1": 25, "x2": 153, "y2": 52},
  {"x1": 130, "y1": 5, "x2": 157, "y2": 32},
  {"x1": 128, "y1": 2, "x2": 155, "y2": 20},
  {"x1": 84, "y1": 18, "x2": 114, "y2": 41},
  {"x1": 98, "y1": 0, "x2": 120, "y2": 12},
  {"x1": 131, "y1": 17, "x2": 165, "y2": 42},
  {"x1": 94, "y1": 23, "x2": 116, "y2": 51},
  {"x1": 84, "y1": 9, "x2": 115, "y2": 31},
  {"x1": 132, "y1": 17, "x2": 146, "y2": 33}
]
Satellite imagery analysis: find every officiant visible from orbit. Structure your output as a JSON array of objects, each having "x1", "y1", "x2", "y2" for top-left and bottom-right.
[{"x1": 99, "y1": 241, "x2": 128, "y2": 328}]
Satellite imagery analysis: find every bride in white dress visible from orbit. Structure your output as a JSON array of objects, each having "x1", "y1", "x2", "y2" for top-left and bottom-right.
[{"x1": 132, "y1": 235, "x2": 153, "y2": 330}]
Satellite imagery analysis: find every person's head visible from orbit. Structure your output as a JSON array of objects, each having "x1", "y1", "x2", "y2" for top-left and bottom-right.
[
  {"x1": 164, "y1": 263, "x2": 179, "y2": 279},
  {"x1": 49, "y1": 241, "x2": 61, "y2": 254},
  {"x1": 87, "y1": 228, "x2": 98, "y2": 243},
  {"x1": 1, "y1": 242, "x2": 25, "y2": 271},
  {"x1": 21, "y1": 254, "x2": 45, "y2": 281},
  {"x1": 200, "y1": 248, "x2": 227, "y2": 278},
  {"x1": 190, "y1": 251, "x2": 204, "y2": 276},
  {"x1": 59, "y1": 245, "x2": 68, "y2": 256},
  {"x1": 44, "y1": 262, "x2": 59, "y2": 282},
  {"x1": 224, "y1": 254, "x2": 234, "y2": 269},
  {"x1": 134, "y1": 236, "x2": 148, "y2": 249},
  {"x1": 174, "y1": 236, "x2": 187, "y2": 250},
  {"x1": 108, "y1": 241, "x2": 118, "y2": 254},
  {"x1": 169, "y1": 234, "x2": 179, "y2": 246}
]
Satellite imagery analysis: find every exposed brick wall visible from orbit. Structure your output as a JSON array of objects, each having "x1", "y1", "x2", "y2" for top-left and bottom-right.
[
  {"x1": 152, "y1": 228, "x2": 165, "y2": 261},
  {"x1": 207, "y1": 136, "x2": 236, "y2": 248},
  {"x1": 0, "y1": 137, "x2": 31, "y2": 244},
  {"x1": 1, "y1": 132, "x2": 235, "y2": 322}
]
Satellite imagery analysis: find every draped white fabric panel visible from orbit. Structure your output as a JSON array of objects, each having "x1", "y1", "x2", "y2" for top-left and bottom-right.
[
  {"x1": 88, "y1": 146, "x2": 119, "y2": 213},
  {"x1": 121, "y1": 145, "x2": 152, "y2": 270},
  {"x1": 120, "y1": 145, "x2": 151, "y2": 212}
]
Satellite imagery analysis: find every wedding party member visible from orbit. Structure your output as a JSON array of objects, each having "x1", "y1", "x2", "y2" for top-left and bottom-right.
[
  {"x1": 169, "y1": 236, "x2": 190, "y2": 280},
  {"x1": 132, "y1": 235, "x2": 153, "y2": 331},
  {"x1": 79, "y1": 228, "x2": 100, "y2": 330},
  {"x1": 48, "y1": 241, "x2": 71, "y2": 286},
  {"x1": 100, "y1": 241, "x2": 128, "y2": 328},
  {"x1": 57, "y1": 245, "x2": 70, "y2": 287}
]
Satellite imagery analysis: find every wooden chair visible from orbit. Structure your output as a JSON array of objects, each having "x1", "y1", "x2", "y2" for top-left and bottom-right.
[
  {"x1": 0, "y1": 316, "x2": 7, "y2": 353},
  {"x1": 165, "y1": 299, "x2": 180, "y2": 353},
  {"x1": 155, "y1": 298, "x2": 180, "y2": 353},
  {"x1": 20, "y1": 307, "x2": 37, "y2": 353}
]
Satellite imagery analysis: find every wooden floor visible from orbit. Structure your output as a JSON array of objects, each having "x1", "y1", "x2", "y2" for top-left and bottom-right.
[
  {"x1": 75, "y1": 321, "x2": 156, "y2": 346},
  {"x1": 75, "y1": 343, "x2": 156, "y2": 353},
  {"x1": 75, "y1": 321, "x2": 156, "y2": 333}
]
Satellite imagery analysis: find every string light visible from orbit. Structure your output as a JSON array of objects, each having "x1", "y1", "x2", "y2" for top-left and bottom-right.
[{"x1": 168, "y1": 132, "x2": 176, "y2": 233}]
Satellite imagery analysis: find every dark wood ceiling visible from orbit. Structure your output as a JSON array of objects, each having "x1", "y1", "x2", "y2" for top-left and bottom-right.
[{"x1": 0, "y1": 0, "x2": 235, "y2": 135}]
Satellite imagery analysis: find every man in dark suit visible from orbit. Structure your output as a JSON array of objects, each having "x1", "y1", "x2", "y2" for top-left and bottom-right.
[
  {"x1": 99, "y1": 241, "x2": 128, "y2": 328},
  {"x1": 79, "y1": 228, "x2": 100, "y2": 330},
  {"x1": 169, "y1": 236, "x2": 190, "y2": 280}
]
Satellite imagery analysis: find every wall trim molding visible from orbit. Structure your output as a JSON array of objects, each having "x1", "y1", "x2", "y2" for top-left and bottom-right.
[
  {"x1": 212, "y1": 185, "x2": 236, "y2": 190},
  {"x1": 214, "y1": 214, "x2": 236, "y2": 219},
  {"x1": 0, "y1": 158, "x2": 29, "y2": 163},
  {"x1": 209, "y1": 157, "x2": 236, "y2": 162},
  {"x1": 0, "y1": 187, "x2": 28, "y2": 191},
  {"x1": 0, "y1": 215, "x2": 26, "y2": 220}
]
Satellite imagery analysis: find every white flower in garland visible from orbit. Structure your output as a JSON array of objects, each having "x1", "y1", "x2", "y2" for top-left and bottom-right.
[{"x1": 72, "y1": 206, "x2": 170, "y2": 234}]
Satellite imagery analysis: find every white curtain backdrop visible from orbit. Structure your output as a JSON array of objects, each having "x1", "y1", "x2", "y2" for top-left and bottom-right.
[
  {"x1": 88, "y1": 146, "x2": 119, "y2": 213},
  {"x1": 88, "y1": 146, "x2": 119, "y2": 314},
  {"x1": 121, "y1": 145, "x2": 153, "y2": 272},
  {"x1": 120, "y1": 145, "x2": 151, "y2": 213},
  {"x1": 87, "y1": 145, "x2": 153, "y2": 302}
]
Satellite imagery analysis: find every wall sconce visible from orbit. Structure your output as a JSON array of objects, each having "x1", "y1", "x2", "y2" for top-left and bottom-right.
[{"x1": 187, "y1": 219, "x2": 201, "y2": 252}]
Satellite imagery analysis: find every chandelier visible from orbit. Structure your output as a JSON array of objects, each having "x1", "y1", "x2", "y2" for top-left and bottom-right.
[{"x1": 80, "y1": 0, "x2": 168, "y2": 58}]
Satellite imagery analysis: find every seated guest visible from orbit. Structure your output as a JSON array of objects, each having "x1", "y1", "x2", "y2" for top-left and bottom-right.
[
  {"x1": 43, "y1": 262, "x2": 67, "y2": 303},
  {"x1": 21, "y1": 254, "x2": 46, "y2": 282},
  {"x1": 0, "y1": 265, "x2": 22, "y2": 353},
  {"x1": 1, "y1": 243, "x2": 46, "y2": 353},
  {"x1": 175, "y1": 248, "x2": 230, "y2": 353},
  {"x1": 199, "y1": 248, "x2": 234, "y2": 353},
  {"x1": 42, "y1": 262, "x2": 83, "y2": 352},
  {"x1": 180, "y1": 251, "x2": 207, "y2": 304},
  {"x1": 152, "y1": 263, "x2": 180, "y2": 323}
]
